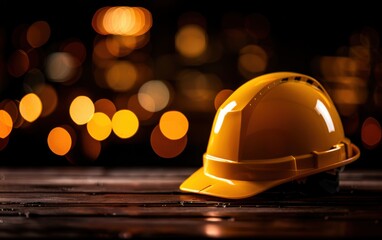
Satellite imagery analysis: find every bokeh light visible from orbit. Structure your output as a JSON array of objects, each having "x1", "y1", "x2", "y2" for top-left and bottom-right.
[
  {"x1": 93, "y1": 6, "x2": 152, "y2": 36},
  {"x1": 92, "y1": 6, "x2": 109, "y2": 35},
  {"x1": 112, "y1": 109, "x2": 139, "y2": 139},
  {"x1": 176, "y1": 24, "x2": 207, "y2": 58},
  {"x1": 70, "y1": 96, "x2": 95, "y2": 125},
  {"x1": 105, "y1": 61, "x2": 137, "y2": 92},
  {"x1": 138, "y1": 80, "x2": 171, "y2": 112},
  {"x1": 0, "y1": 99, "x2": 23, "y2": 128},
  {"x1": 45, "y1": 52, "x2": 79, "y2": 83},
  {"x1": 94, "y1": 98, "x2": 116, "y2": 119},
  {"x1": 0, "y1": 110, "x2": 13, "y2": 139},
  {"x1": 81, "y1": 129, "x2": 102, "y2": 160},
  {"x1": 47, "y1": 126, "x2": 72, "y2": 156},
  {"x1": 361, "y1": 117, "x2": 382, "y2": 149},
  {"x1": 214, "y1": 89, "x2": 233, "y2": 110},
  {"x1": 19, "y1": 93, "x2": 42, "y2": 123},
  {"x1": 238, "y1": 44, "x2": 268, "y2": 78},
  {"x1": 159, "y1": 111, "x2": 188, "y2": 140},
  {"x1": 150, "y1": 125, "x2": 187, "y2": 158},
  {"x1": 87, "y1": 112, "x2": 112, "y2": 141},
  {"x1": 26, "y1": 20, "x2": 50, "y2": 48}
]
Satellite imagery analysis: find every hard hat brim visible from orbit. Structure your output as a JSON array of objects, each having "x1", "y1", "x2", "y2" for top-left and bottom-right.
[
  {"x1": 179, "y1": 144, "x2": 360, "y2": 199},
  {"x1": 179, "y1": 167, "x2": 287, "y2": 199}
]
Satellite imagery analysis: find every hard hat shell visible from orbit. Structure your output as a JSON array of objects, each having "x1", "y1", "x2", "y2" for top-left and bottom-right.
[{"x1": 180, "y1": 72, "x2": 360, "y2": 199}]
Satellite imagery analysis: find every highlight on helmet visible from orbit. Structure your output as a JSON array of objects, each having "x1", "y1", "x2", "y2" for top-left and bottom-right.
[{"x1": 179, "y1": 72, "x2": 360, "y2": 199}]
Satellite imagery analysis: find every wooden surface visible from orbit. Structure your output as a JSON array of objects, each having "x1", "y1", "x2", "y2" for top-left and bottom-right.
[{"x1": 0, "y1": 167, "x2": 381, "y2": 239}]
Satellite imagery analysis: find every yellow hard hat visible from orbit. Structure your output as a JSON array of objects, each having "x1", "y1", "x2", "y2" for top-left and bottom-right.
[{"x1": 180, "y1": 72, "x2": 360, "y2": 199}]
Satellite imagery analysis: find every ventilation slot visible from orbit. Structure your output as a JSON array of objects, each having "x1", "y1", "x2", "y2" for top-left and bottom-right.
[
  {"x1": 304, "y1": 77, "x2": 325, "y2": 93},
  {"x1": 279, "y1": 76, "x2": 325, "y2": 94},
  {"x1": 306, "y1": 79, "x2": 314, "y2": 85}
]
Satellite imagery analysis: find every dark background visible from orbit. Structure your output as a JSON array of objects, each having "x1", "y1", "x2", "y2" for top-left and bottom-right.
[{"x1": 0, "y1": 1, "x2": 381, "y2": 169}]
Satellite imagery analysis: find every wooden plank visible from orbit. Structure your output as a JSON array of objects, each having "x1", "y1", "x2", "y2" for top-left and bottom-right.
[
  {"x1": 0, "y1": 215, "x2": 380, "y2": 239},
  {"x1": 0, "y1": 168, "x2": 381, "y2": 192},
  {"x1": 0, "y1": 168, "x2": 187, "y2": 193},
  {"x1": 1, "y1": 203, "x2": 381, "y2": 223},
  {"x1": 0, "y1": 189, "x2": 381, "y2": 205},
  {"x1": 0, "y1": 168, "x2": 381, "y2": 239}
]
